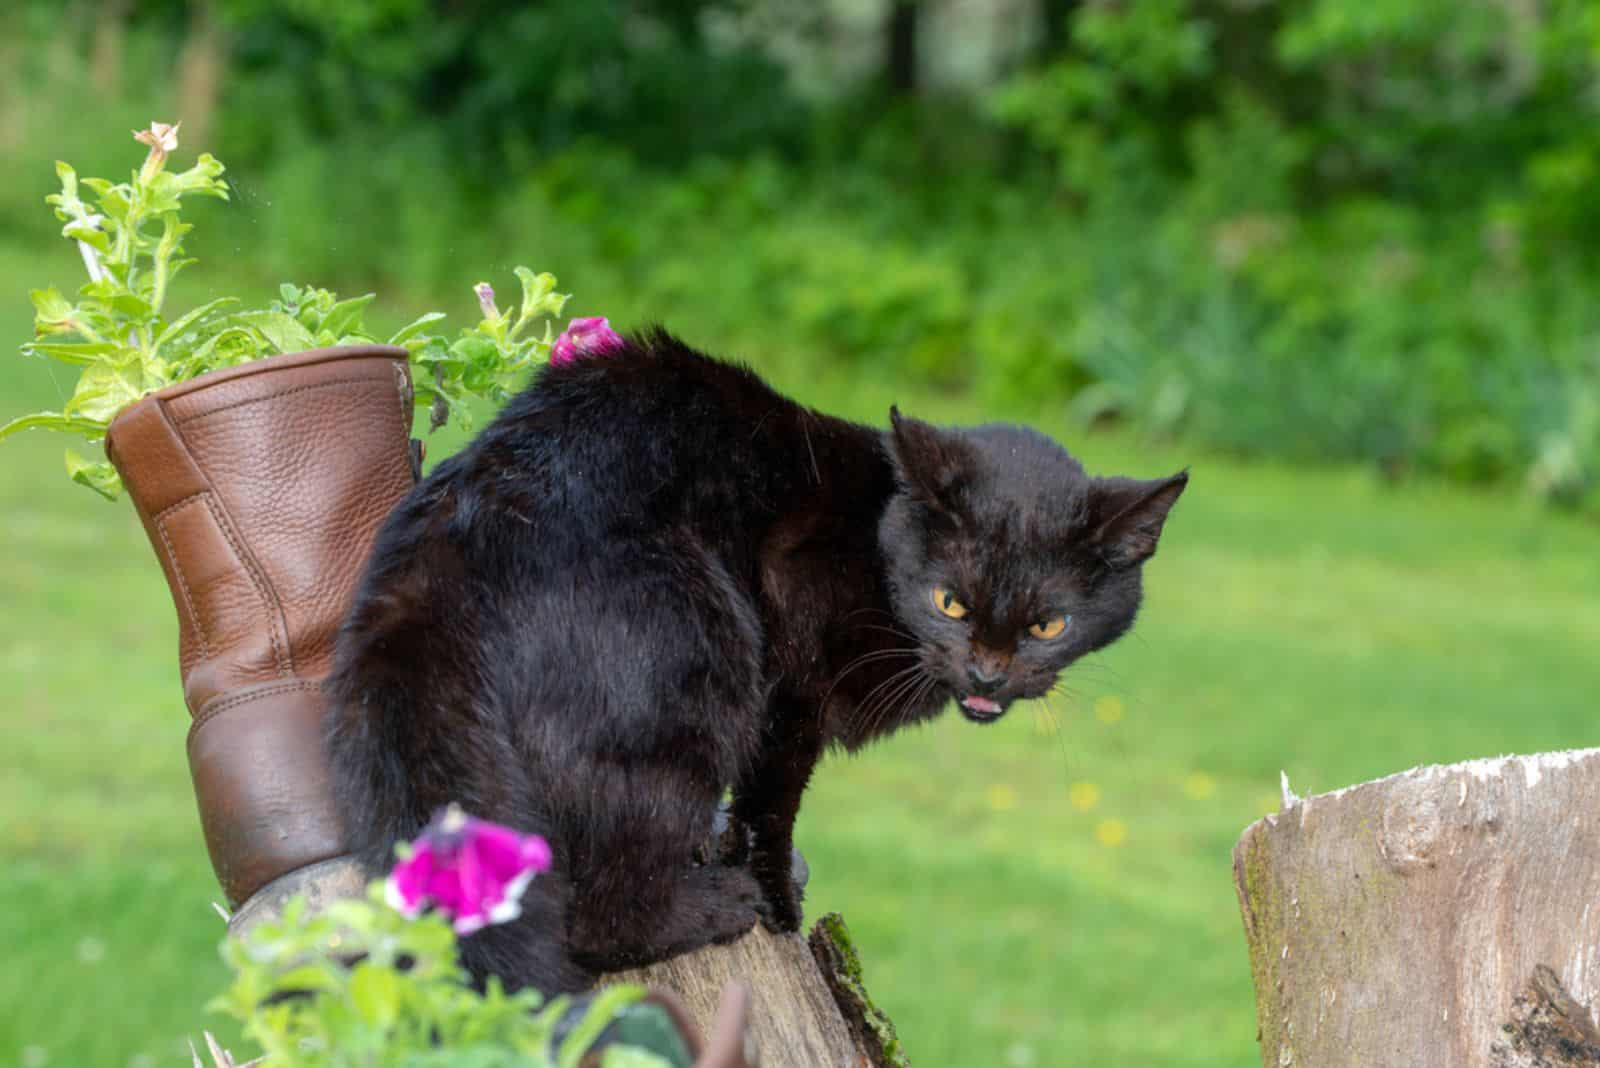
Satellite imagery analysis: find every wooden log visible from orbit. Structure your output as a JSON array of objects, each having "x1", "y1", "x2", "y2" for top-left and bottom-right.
[
  {"x1": 228, "y1": 819, "x2": 907, "y2": 1065},
  {"x1": 606, "y1": 912, "x2": 907, "y2": 1068},
  {"x1": 1233, "y1": 748, "x2": 1600, "y2": 1068}
]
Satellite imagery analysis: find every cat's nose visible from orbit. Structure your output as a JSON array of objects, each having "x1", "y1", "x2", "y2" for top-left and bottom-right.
[{"x1": 966, "y1": 663, "x2": 1007, "y2": 694}]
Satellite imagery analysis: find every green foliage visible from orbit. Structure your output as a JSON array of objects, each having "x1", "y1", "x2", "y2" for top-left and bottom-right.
[
  {"x1": 11, "y1": 3, "x2": 1600, "y2": 514},
  {"x1": 3, "y1": 129, "x2": 569, "y2": 499},
  {"x1": 987, "y1": 0, "x2": 1600, "y2": 513},
  {"x1": 411, "y1": 268, "x2": 569, "y2": 434},
  {"x1": 214, "y1": 886, "x2": 671, "y2": 1067},
  {"x1": 215, "y1": 0, "x2": 806, "y2": 167},
  {"x1": 1, "y1": 136, "x2": 233, "y2": 498}
]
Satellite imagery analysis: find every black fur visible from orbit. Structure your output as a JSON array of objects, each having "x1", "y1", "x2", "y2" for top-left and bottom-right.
[{"x1": 324, "y1": 329, "x2": 1186, "y2": 993}]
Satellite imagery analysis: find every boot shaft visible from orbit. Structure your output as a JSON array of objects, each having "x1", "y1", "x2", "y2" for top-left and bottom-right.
[{"x1": 106, "y1": 345, "x2": 417, "y2": 904}]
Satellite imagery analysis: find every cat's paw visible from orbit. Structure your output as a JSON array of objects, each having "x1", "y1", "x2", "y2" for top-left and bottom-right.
[
  {"x1": 682, "y1": 863, "x2": 763, "y2": 944},
  {"x1": 753, "y1": 874, "x2": 804, "y2": 934},
  {"x1": 716, "y1": 816, "x2": 753, "y2": 866}
]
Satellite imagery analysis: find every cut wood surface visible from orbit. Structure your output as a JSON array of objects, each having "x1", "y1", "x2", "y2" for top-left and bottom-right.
[
  {"x1": 605, "y1": 913, "x2": 905, "y2": 1068},
  {"x1": 1234, "y1": 748, "x2": 1600, "y2": 1068}
]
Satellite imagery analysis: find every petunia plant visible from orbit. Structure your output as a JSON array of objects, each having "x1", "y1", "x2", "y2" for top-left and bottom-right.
[
  {"x1": 211, "y1": 806, "x2": 687, "y2": 1068},
  {"x1": 3, "y1": 122, "x2": 577, "y2": 499}
]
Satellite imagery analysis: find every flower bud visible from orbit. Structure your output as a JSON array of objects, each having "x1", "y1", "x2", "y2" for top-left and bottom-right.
[{"x1": 474, "y1": 282, "x2": 497, "y2": 321}]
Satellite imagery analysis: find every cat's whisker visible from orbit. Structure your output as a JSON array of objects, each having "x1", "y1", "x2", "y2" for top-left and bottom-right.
[
  {"x1": 875, "y1": 674, "x2": 931, "y2": 739},
  {"x1": 820, "y1": 646, "x2": 921, "y2": 711},
  {"x1": 854, "y1": 622, "x2": 921, "y2": 643},
  {"x1": 853, "y1": 663, "x2": 925, "y2": 726},
  {"x1": 1040, "y1": 695, "x2": 1075, "y2": 786},
  {"x1": 841, "y1": 607, "x2": 908, "y2": 629},
  {"x1": 879, "y1": 668, "x2": 932, "y2": 733},
  {"x1": 1047, "y1": 683, "x2": 1091, "y2": 716},
  {"x1": 855, "y1": 663, "x2": 926, "y2": 736},
  {"x1": 866, "y1": 669, "x2": 930, "y2": 740}
]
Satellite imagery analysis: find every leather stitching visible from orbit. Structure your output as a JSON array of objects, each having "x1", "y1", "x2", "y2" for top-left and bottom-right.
[
  {"x1": 198, "y1": 491, "x2": 294, "y2": 679},
  {"x1": 392, "y1": 363, "x2": 416, "y2": 484},
  {"x1": 191, "y1": 678, "x2": 322, "y2": 735},
  {"x1": 154, "y1": 490, "x2": 209, "y2": 521},
  {"x1": 392, "y1": 362, "x2": 411, "y2": 437},
  {"x1": 174, "y1": 376, "x2": 384, "y2": 426},
  {"x1": 154, "y1": 498, "x2": 211, "y2": 662}
]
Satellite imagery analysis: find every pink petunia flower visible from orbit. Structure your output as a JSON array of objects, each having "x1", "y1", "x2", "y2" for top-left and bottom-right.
[
  {"x1": 550, "y1": 316, "x2": 626, "y2": 367},
  {"x1": 384, "y1": 804, "x2": 553, "y2": 935}
]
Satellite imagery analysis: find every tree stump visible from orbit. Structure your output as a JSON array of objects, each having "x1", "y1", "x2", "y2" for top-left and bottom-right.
[
  {"x1": 1233, "y1": 749, "x2": 1600, "y2": 1067},
  {"x1": 606, "y1": 913, "x2": 907, "y2": 1068}
]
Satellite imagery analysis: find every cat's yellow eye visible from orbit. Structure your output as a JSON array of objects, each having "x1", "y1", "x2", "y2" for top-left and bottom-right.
[
  {"x1": 932, "y1": 587, "x2": 969, "y2": 620},
  {"x1": 1030, "y1": 616, "x2": 1069, "y2": 640}
]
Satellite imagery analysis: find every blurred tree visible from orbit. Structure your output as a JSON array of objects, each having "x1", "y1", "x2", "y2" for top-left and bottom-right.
[
  {"x1": 212, "y1": 0, "x2": 806, "y2": 167},
  {"x1": 1036, "y1": 0, "x2": 1077, "y2": 59},
  {"x1": 90, "y1": 0, "x2": 133, "y2": 91},
  {"x1": 885, "y1": 0, "x2": 919, "y2": 94}
]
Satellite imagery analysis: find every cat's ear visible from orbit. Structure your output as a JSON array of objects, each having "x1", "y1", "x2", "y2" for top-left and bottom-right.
[
  {"x1": 1087, "y1": 471, "x2": 1189, "y2": 569},
  {"x1": 887, "y1": 407, "x2": 975, "y2": 518}
]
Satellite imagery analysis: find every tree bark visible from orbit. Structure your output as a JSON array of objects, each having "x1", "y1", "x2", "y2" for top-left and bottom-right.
[
  {"x1": 1234, "y1": 749, "x2": 1600, "y2": 1068},
  {"x1": 885, "y1": 1, "x2": 919, "y2": 95},
  {"x1": 606, "y1": 913, "x2": 907, "y2": 1068},
  {"x1": 1037, "y1": 0, "x2": 1078, "y2": 60},
  {"x1": 176, "y1": 2, "x2": 229, "y2": 155}
]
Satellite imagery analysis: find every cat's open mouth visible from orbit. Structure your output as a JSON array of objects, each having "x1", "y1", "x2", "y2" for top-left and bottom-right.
[{"x1": 959, "y1": 695, "x2": 1007, "y2": 723}]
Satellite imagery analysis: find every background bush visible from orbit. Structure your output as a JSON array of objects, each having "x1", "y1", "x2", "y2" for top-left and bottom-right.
[{"x1": 7, "y1": 0, "x2": 1600, "y2": 513}]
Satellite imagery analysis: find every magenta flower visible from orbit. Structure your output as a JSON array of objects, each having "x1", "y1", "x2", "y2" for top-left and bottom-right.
[
  {"x1": 550, "y1": 316, "x2": 626, "y2": 367},
  {"x1": 384, "y1": 805, "x2": 553, "y2": 935}
]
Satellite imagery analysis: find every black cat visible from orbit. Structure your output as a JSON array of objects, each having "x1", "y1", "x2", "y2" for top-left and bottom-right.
[{"x1": 324, "y1": 328, "x2": 1187, "y2": 993}]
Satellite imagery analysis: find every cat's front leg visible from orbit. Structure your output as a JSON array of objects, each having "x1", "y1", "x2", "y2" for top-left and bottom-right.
[
  {"x1": 715, "y1": 809, "x2": 752, "y2": 866},
  {"x1": 728, "y1": 706, "x2": 822, "y2": 933}
]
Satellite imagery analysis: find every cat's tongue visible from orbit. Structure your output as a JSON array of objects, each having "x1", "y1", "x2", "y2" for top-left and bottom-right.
[{"x1": 962, "y1": 696, "x2": 1002, "y2": 715}]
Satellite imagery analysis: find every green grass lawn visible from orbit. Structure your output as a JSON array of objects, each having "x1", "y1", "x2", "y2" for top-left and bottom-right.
[{"x1": 3, "y1": 238, "x2": 1598, "y2": 1067}]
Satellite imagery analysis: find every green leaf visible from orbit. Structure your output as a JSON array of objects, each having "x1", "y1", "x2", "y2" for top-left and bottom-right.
[
  {"x1": 30, "y1": 287, "x2": 73, "y2": 326},
  {"x1": 83, "y1": 179, "x2": 131, "y2": 223},
  {"x1": 388, "y1": 312, "x2": 448, "y2": 346},
  {"x1": 154, "y1": 296, "x2": 239, "y2": 351},
  {"x1": 319, "y1": 293, "x2": 376, "y2": 341},
  {"x1": 269, "y1": 963, "x2": 340, "y2": 995},
  {"x1": 348, "y1": 961, "x2": 401, "y2": 1029},
  {"x1": 64, "y1": 361, "x2": 149, "y2": 422},
  {"x1": 557, "y1": 986, "x2": 646, "y2": 1068},
  {"x1": 448, "y1": 330, "x2": 496, "y2": 369},
  {"x1": 62, "y1": 218, "x2": 110, "y2": 252},
  {"x1": 236, "y1": 310, "x2": 316, "y2": 355},
  {"x1": 143, "y1": 155, "x2": 230, "y2": 214},
  {"x1": 21, "y1": 341, "x2": 121, "y2": 365},
  {"x1": 65, "y1": 450, "x2": 122, "y2": 500},
  {"x1": 49, "y1": 161, "x2": 86, "y2": 223},
  {"x1": 602, "y1": 1048, "x2": 676, "y2": 1068},
  {"x1": 514, "y1": 267, "x2": 567, "y2": 322},
  {"x1": 0, "y1": 411, "x2": 106, "y2": 441},
  {"x1": 110, "y1": 293, "x2": 155, "y2": 320},
  {"x1": 176, "y1": 326, "x2": 263, "y2": 376}
]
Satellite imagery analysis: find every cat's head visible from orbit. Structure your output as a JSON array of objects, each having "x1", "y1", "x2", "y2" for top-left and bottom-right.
[{"x1": 878, "y1": 408, "x2": 1187, "y2": 724}]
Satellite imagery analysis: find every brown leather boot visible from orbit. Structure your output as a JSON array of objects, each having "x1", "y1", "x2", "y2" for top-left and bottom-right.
[{"x1": 105, "y1": 344, "x2": 417, "y2": 908}]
